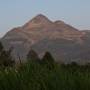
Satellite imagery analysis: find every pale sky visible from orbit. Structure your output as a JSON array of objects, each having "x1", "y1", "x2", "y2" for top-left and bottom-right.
[{"x1": 0, "y1": 0, "x2": 90, "y2": 37}]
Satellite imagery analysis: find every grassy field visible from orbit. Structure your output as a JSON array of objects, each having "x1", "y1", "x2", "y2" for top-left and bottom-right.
[{"x1": 0, "y1": 60, "x2": 90, "y2": 90}]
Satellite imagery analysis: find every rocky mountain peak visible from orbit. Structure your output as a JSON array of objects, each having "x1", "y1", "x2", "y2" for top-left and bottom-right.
[
  {"x1": 54, "y1": 20, "x2": 65, "y2": 25},
  {"x1": 22, "y1": 14, "x2": 53, "y2": 30},
  {"x1": 30, "y1": 14, "x2": 53, "y2": 24},
  {"x1": 32, "y1": 14, "x2": 50, "y2": 21}
]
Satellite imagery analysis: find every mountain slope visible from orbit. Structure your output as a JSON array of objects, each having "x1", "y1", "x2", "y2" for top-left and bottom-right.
[{"x1": 1, "y1": 14, "x2": 89, "y2": 64}]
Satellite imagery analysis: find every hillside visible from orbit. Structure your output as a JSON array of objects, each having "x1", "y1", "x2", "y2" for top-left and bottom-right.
[{"x1": 1, "y1": 14, "x2": 90, "y2": 64}]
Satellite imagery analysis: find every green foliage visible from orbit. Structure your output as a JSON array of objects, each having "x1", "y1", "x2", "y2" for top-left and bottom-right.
[
  {"x1": 0, "y1": 61, "x2": 90, "y2": 90},
  {"x1": 0, "y1": 49, "x2": 90, "y2": 90}
]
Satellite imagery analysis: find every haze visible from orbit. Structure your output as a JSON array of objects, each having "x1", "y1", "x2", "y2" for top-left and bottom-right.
[{"x1": 0, "y1": 0, "x2": 90, "y2": 37}]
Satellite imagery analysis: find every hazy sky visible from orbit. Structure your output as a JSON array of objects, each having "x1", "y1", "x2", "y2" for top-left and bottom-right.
[{"x1": 0, "y1": 0, "x2": 90, "y2": 37}]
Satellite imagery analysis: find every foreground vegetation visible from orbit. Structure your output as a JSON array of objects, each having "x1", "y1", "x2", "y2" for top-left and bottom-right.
[
  {"x1": 0, "y1": 42, "x2": 90, "y2": 90},
  {"x1": 0, "y1": 60, "x2": 90, "y2": 90}
]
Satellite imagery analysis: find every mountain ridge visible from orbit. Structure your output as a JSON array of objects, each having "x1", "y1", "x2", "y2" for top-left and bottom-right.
[{"x1": 1, "y1": 14, "x2": 90, "y2": 64}]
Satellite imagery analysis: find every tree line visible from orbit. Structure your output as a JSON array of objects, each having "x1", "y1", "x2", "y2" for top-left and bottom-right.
[{"x1": 0, "y1": 42, "x2": 55, "y2": 68}]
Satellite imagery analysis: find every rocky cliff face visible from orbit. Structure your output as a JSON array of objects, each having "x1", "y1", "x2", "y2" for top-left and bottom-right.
[{"x1": 1, "y1": 14, "x2": 90, "y2": 64}]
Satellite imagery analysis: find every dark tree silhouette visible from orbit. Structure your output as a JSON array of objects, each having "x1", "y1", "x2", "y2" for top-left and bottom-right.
[
  {"x1": 0, "y1": 42, "x2": 15, "y2": 67},
  {"x1": 27, "y1": 49, "x2": 40, "y2": 62},
  {"x1": 42, "y1": 52, "x2": 55, "y2": 69},
  {"x1": 0, "y1": 42, "x2": 4, "y2": 53}
]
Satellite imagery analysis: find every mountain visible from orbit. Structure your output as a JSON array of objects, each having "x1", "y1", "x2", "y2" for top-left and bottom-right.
[{"x1": 1, "y1": 14, "x2": 90, "y2": 64}]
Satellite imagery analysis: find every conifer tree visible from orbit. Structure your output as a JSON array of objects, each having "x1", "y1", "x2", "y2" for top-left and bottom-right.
[
  {"x1": 0, "y1": 42, "x2": 3, "y2": 53},
  {"x1": 0, "y1": 42, "x2": 15, "y2": 67},
  {"x1": 27, "y1": 49, "x2": 40, "y2": 62},
  {"x1": 42, "y1": 52, "x2": 55, "y2": 69}
]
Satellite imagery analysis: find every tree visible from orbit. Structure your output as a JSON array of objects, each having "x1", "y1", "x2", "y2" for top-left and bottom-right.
[
  {"x1": 0, "y1": 42, "x2": 4, "y2": 53},
  {"x1": 27, "y1": 49, "x2": 40, "y2": 62},
  {"x1": 0, "y1": 42, "x2": 15, "y2": 67},
  {"x1": 42, "y1": 52, "x2": 55, "y2": 69}
]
